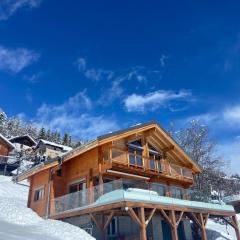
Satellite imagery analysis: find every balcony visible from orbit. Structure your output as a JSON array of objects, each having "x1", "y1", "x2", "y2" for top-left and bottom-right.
[
  {"x1": 102, "y1": 147, "x2": 193, "y2": 180},
  {"x1": 51, "y1": 178, "x2": 234, "y2": 217}
]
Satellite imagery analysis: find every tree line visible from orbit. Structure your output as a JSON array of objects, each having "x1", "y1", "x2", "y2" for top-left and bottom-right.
[{"x1": 0, "y1": 110, "x2": 81, "y2": 148}]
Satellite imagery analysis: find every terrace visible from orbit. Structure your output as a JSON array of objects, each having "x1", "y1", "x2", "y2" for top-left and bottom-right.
[{"x1": 50, "y1": 179, "x2": 239, "y2": 240}]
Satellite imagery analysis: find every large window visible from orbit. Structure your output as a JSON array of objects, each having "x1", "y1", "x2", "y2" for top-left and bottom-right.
[
  {"x1": 34, "y1": 186, "x2": 44, "y2": 202},
  {"x1": 128, "y1": 139, "x2": 143, "y2": 167}
]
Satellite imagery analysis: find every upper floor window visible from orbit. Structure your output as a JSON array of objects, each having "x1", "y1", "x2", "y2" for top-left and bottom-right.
[
  {"x1": 34, "y1": 186, "x2": 44, "y2": 202},
  {"x1": 127, "y1": 139, "x2": 143, "y2": 167},
  {"x1": 148, "y1": 144, "x2": 162, "y2": 171}
]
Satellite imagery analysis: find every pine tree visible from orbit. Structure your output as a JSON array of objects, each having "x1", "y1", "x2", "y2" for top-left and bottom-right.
[
  {"x1": 46, "y1": 129, "x2": 51, "y2": 141},
  {"x1": 38, "y1": 127, "x2": 46, "y2": 140},
  {"x1": 62, "y1": 133, "x2": 69, "y2": 145}
]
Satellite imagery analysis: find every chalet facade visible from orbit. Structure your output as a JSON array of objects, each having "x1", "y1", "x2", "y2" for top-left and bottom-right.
[{"x1": 17, "y1": 122, "x2": 240, "y2": 240}]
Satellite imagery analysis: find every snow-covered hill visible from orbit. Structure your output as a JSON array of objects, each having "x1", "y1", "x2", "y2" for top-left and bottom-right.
[{"x1": 0, "y1": 176, "x2": 95, "y2": 240}]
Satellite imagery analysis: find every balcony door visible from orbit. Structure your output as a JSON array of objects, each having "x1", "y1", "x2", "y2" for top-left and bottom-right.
[{"x1": 68, "y1": 178, "x2": 87, "y2": 209}]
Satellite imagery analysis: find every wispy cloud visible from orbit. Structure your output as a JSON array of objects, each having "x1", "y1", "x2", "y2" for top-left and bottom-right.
[
  {"x1": 76, "y1": 57, "x2": 86, "y2": 72},
  {"x1": 85, "y1": 68, "x2": 114, "y2": 81},
  {"x1": 0, "y1": 46, "x2": 39, "y2": 73},
  {"x1": 124, "y1": 90, "x2": 192, "y2": 112},
  {"x1": 160, "y1": 54, "x2": 169, "y2": 67},
  {"x1": 35, "y1": 91, "x2": 118, "y2": 139},
  {"x1": 0, "y1": 0, "x2": 41, "y2": 21}
]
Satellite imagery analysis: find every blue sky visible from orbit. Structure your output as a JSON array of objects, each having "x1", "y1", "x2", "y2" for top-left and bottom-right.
[{"x1": 1, "y1": 0, "x2": 240, "y2": 173}]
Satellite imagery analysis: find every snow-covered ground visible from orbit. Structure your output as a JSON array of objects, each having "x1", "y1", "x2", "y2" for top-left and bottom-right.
[
  {"x1": 0, "y1": 175, "x2": 239, "y2": 240},
  {"x1": 0, "y1": 176, "x2": 95, "y2": 240},
  {"x1": 207, "y1": 218, "x2": 238, "y2": 240}
]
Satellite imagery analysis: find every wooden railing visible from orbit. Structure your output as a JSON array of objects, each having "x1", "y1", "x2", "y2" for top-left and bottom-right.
[{"x1": 103, "y1": 147, "x2": 193, "y2": 180}]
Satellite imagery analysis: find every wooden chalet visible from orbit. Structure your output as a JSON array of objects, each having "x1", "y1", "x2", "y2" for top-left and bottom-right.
[{"x1": 17, "y1": 122, "x2": 240, "y2": 240}]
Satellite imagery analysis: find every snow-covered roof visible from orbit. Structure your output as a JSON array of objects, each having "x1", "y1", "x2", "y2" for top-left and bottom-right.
[
  {"x1": 0, "y1": 133, "x2": 15, "y2": 150},
  {"x1": 38, "y1": 139, "x2": 72, "y2": 152},
  {"x1": 9, "y1": 135, "x2": 37, "y2": 146}
]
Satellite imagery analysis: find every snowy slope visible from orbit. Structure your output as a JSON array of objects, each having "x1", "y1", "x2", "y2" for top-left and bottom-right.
[
  {"x1": 0, "y1": 176, "x2": 95, "y2": 240},
  {"x1": 207, "y1": 219, "x2": 237, "y2": 240}
]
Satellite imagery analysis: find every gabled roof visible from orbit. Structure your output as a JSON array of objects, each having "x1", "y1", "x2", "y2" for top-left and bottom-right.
[
  {"x1": 9, "y1": 135, "x2": 36, "y2": 147},
  {"x1": 0, "y1": 133, "x2": 15, "y2": 151},
  {"x1": 37, "y1": 139, "x2": 72, "y2": 152},
  {"x1": 17, "y1": 121, "x2": 202, "y2": 181}
]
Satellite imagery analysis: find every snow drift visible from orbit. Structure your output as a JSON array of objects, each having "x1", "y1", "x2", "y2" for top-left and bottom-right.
[{"x1": 0, "y1": 176, "x2": 94, "y2": 240}]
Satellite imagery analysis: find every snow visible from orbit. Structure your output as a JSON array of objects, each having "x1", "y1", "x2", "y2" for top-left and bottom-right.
[
  {"x1": 0, "y1": 176, "x2": 94, "y2": 240},
  {"x1": 207, "y1": 219, "x2": 238, "y2": 240},
  {"x1": 39, "y1": 139, "x2": 72, "y2": 152}
]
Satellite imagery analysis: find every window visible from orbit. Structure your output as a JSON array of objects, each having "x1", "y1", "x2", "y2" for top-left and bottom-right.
[
  {"x1": 69, "y1": 179, "x2": 86, "y2": 193},
  {"x1": 128, "y1": 139, "x2": 143, "y2": 167},
  {"x1": 107, "y1": 217, "x2": 118, "y2": 236},
  {"x1": 34, "y1": 187, "x2": 44, "y2": 201}
]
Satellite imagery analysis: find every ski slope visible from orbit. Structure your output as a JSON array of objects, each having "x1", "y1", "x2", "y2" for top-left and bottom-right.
[{"x1": 0, "y1": 176, "x2": 95, "y2": 240}]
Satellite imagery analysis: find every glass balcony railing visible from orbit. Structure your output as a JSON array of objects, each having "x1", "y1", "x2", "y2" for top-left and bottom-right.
[{"x1": 51, "y1": 178, "x2": 234, "y2": 217}]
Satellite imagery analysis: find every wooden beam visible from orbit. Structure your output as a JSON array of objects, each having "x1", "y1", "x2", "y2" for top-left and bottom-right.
[
  {"x1": 90, "y1": 213, "x2": 102, "y2": 231},
  {"x1": 103, "y1": 211, "x2": 114, "y2": 231},
  {"x1": 145, "y1": 208, "x2": 156, "y2": 226},
  {"x1": 232, "y1": 215, "x2": 240, "y2": 240},
  {"x1": 170, "y1": 210, "x2": 178, "y2": 240},
  {"x1": 186, "y1": 212, "x2": 201, "y2": 228},
  {"x1": 203, "y1": 213, "x2": 209, "y2": 226},
  {"x1": 176, "y1": 211, "x2": 184, "y2": 226},
  {"x1": 199, "y1": 213, "x2": 207, "y2": 240},
  {"x1": 139, "y1": 207, "x2": 147, "y2": 240},
  {"x1": 128, "y1": 207, "x2": 142, "y2": 227},
  {"x1": 159, "y1": 209, "x2": 174, "y2": 228}
]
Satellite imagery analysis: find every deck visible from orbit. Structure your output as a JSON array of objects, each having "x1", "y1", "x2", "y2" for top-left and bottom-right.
[{"x1": 49, "y1": 179, "x2": 240, "y2": 240}]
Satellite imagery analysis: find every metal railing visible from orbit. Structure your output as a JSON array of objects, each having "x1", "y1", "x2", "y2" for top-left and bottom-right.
[{"x1": 103, "y1": 147, "x2": 193, "y2": 180}]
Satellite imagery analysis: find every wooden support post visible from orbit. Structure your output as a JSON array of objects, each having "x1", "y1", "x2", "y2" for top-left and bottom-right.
[
  {"x1": 199, "y1": 213, "x2": 207, "y2": 240},
  {"x1": 232, "y1": 215, "x2": 240, "y2": 240},
  {"x1": 139, "y1": 207, "x2": 147, "y2": 240},
  {"x1": 170, "y1": 210, "x2": 178, "y2": 240}
]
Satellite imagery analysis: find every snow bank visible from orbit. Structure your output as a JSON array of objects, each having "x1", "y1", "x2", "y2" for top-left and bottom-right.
[{"x1": 0, "y1": 176, "x2": 95, "y2": 240}]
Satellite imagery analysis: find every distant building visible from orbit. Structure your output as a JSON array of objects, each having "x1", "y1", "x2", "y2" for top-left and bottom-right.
[
  {"x1": 0, "y1": 133, "x2": 16, "y2": 175},
  {"x1": 9, "y1": 135, "x2": 36, "y2": 153},
  {"x1": 35, "y1": 139, "x2": 72, "y2": 159}
]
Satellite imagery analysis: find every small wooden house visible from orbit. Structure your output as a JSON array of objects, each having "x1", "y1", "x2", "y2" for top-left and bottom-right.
[{"x1": 17, "y1": 122, "x2": 240, "y2": 240}]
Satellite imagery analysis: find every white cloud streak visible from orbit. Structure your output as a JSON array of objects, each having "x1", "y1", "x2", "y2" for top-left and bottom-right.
[
  {"x1": 36, "y1": 91, "x2": 118, "y2": 139},
  {"x1": 124, "y1": 90, "x2": 192, "y2": 112},
  {"x1": 0, "y1": 0, "x2": 41, "y2": 20},
  {"x1": 0, "y1": 46, "x2": 39, "y2": 73}
]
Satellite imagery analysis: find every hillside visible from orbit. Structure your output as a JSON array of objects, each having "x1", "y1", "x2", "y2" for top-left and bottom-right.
[{"x1": 0, "y1": 176, "x2": 94, "y2": 240}]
